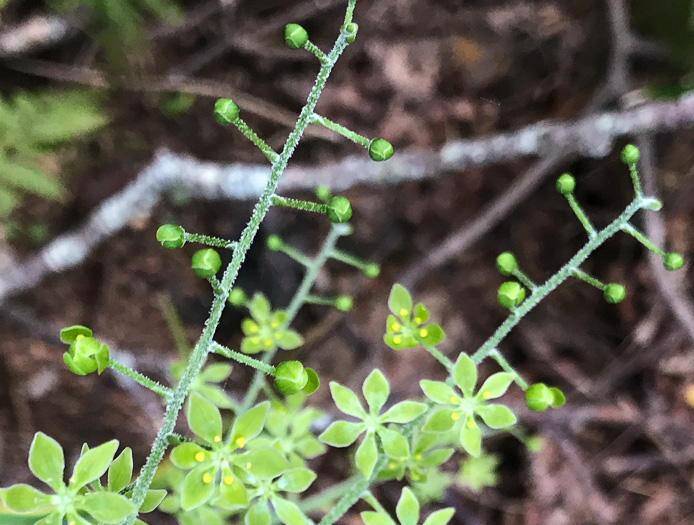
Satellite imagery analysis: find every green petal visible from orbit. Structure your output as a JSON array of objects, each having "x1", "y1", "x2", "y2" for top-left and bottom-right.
[
  {"x1": 422, "y1": 410, "x2": 458, "y2": 433},
  {"x1": 417, "y1": 448, "x2": 454, "y2": 467},
  {"x1": 380, "y1": 401, "x2": 427, "y2": 423},
  {"x1": 413, "y1": 303, "x2": 429, "y2": 324},
  {"x1": 59, "y1": 325, "x2": 92, "y2": 344},
  {"x1": 245, "y1": 500, "x2": 270, "y2": 525},
  {"x1": 388, "y1": 284, "x2": 413, "y2": 320},
  {"x1": 187, "y1": 394, "x2": 223, "y2": 445},
  {"x1": 29, "y1": 432, "x2": 65, "y2": 491},
  {"x1": 296, "y1": 436, "x2": 326, "y2": 459},
  {"x1": 420, "y1": 380, "x2": 459, "y2": 405},
  {"x1": 1, "y1": 484, "x2": 53, "y2": 513},
  {"x1": 230, "y1": 401, "x2": 270, "y2": 449},
  {"x1": 216, "y1": 465, "x2": 248, "y2": 509},
  {"x1": 271, "y1": 497, "x2": 310, "y2": 525},
  {"x1": 140, "y1": 489, "x2": 167, "y2": 513},
  {"x1": 417, "y1": 324, "x2": 446, "y2": 346},
  {"x1": 329, "y1": 382, "x2": 366, "y2": 419},
  {"x1": 383, "y1": 333, "x2": 418, "y2": 350},
  {"x1": 241, "y1": 336, "x2": 268, "y2": 354},
  {"x1": 422, "y1": 508, "x2": 455, "y2": 525},
  {"x1": 199, "y1": 363, "x2": 233, "y2": 383},
  {"x1": 240, "y1": 447, "x2": 291, "y2": 479},
  {"x1": 275, "y1": 468, "x2": 316, "y2": 493},
  {"x1": 362, "y1": 369, "x2": 389, "y2": 415},
  {"x1": 180, "y1": 464, "x2": 217, "y2": 511},
  {"x1": 360, "y1": 511, "x2": 393, "y2": 525},
  {"x1": 170, "y1": 443, "x2": 208, "y2": 469},
  {"x1": 378, "y1": 428, "x2": 409, "y2": 459},
  {"x1": 275, "y1": 330, "x2": 304, "y2": 351},
  {"x1": 249, "y1": 293, "x2": 271, "y2": 322},
  {"x1": 395, "y1": 487, "x2": 420, "y2": 525},
  {"x1": 460, "y1": 418, "x2": 482, "y2": 457},
  {"x1": 79, "y1": 492, "x2": 137, "y2": 524},
  {"x1": 319, "y1": 421, "x2": 364, "y2": 447},
  {"x1": 475, "y1": 373, "x2": 514, "y2": 401},
  {"x1": 69, "y1": 440, "x2": 119, "y2": 490},
  {"x1": 35, "y1": 512, "x2": 63, "y2": 525},
  {"x1": 108, "y1": 447, "x2": 133, "y2": 493},
  {"x1": 355, "y1": 432, "x2": 378, "y2": 478},
  {"x1": 476, "y1": 404, "x2": 517, "y2": 429},
  {"x1": 453, "y1": 354, "x2": 477, "y2": 397}
]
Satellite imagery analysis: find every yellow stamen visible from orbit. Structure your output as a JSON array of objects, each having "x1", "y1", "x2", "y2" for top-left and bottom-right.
[
  {"x1": 213, "y1": 435, "x2": 221, "y2": 442},
  {"x1": 247, "y1": 324, "x2": 258, "y2": 333},
  {"x1": 388, "y1": 464, "x2": 396, "y2": 470},
  {"x1": 415, "y1": 454, "x2": 422, "y2": 460},
  {"x1": 451, "y1": 412, "x2": 459, "y2": 421},
  {"x1": 390, "y1": 322, "x2": 401, "y2": 331},
  {"x1": 76, "y1": 334, "x2": 84, "y2": 340},
  {"x1": 392, "y1": 336, "x2": 402, "y2": 345},
  {"x1": 466, "y1": 421, "x2": 475, "y2": 429},
  {"x1": 482, "y1": 391, "x2": 491, "y2": 399},
  {"x1": 399, "y1": 308, "x2": 408, "y2": 317},
  {"x1": 274, "y1": 332, "x2": 283, "y2": 340},
  {"x1": 195, "y1": 451, "x2": 205, "y2": 462},
  {"x1": 263, "y1": 338, "x2": 273, "y2": 346},
  {"x1": 449, "y1": 395, "x2": 458, "y2": 403},
  {"x1": 246, "y1": 462, "x2": 252, "y2": 469},
  {"x1": 224, "y1": 475, "x2": 234, "y2": 485},
  {"x1": 419, "y1": 329, "x2": 428, "y2": 338},
  {"x1": 202, "y1": 473, "x2": 213, "y2": 484},
  {"x1": 236, "y1": 437, "x2": 246, "y2": 448},
  {"x1": 414, "y1": 317, "x2": 422, "y2": 324},
  {"x1": 251, "y1": 337, "x2": 260, "y2": 344},
  {"x1": 271, "y1": 320, "x2": 280, "y2": 328}
]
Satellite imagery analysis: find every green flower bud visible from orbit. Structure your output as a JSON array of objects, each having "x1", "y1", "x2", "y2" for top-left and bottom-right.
[
  {"x1": 621, "y1": 144, "x2": 640, "y2": 165},
  {"x1": 60, "y1": 325, "x2": 93, "y2": 344},
  {"x1": 364, "y1": 263, "x2": 380, "y2": 278},
  {"x1": 603, "y1": 283, "x2": 626, "y2": 304},
  {"x1": 326, "y1": 196, "x2": 352, "y2": 223},
  {"x1": 302, "y1": 368, "x2": 320, "y2": 395},
  {"x1": 344, "y1": 22, "x2": 358, "y2": 44},
  {"x1": 191, "y1": 249, "x2": 222, "y2": 279},
  {"x1": 497, "y1": 281, "x2": 525, "y2": 308},
  {"x1": 214, "y1": 98, "x2": 239, "y2": 125},
  {"x1": 266, "y1": 235, "x2": 283, "y2": 251},
  {"x1": 315, "y1": 185, "x2": 331, "y2": 202},
  {"x1": 525, "y1": 383, "x2": 551, "y2": 412},
  {"x1": 63, "y1": 336, "x2": 109, "y2": 376},
  {"x1": 275, "y1": 361, "x2": 309, "y2": 395},
  {"x1": 156, "y1": 224, "x2": 185, "y2": 249},
  {"x1": 368, "y1": 138, "x2": 394, "y2": 162},
  {"x1": 229, "y1": 288, "x2": 246, "y2": 306},
  {"x1": 663, "y1": 253, "x2": 684, "y2": 271},
  {"x1": 556, "y1": 173, "x2": 575, "y2": 195},
  {"x1": 548, "y1": 387, "x2": 566, "y2": 408},
  {"x1": 285, "y1": 24, "x2": 309, "y2": 49},
  {"x1": 495, "y1": 252, "x2": 517, "y2": 276},
  {"x1": 335, "y1": 295, "x2": 353, "y2": 312}
]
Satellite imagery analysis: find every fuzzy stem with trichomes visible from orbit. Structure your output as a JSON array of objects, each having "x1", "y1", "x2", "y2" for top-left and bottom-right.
[
  {"x1": 107, "y1": 359, "x2": 173, "y2": 400},
  {"x1": 121, "y1": 8, "x2": 356, "y2": 521}
]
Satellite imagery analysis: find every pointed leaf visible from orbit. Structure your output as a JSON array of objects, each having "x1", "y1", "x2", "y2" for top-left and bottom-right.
[
  {"x1": 69, "y1": 440, "x2": 119, "y2": 490},
  {"x1": 1, "y1": 484, "x2": 53, "y2": 513},
  {"x1": 79, "y1": 492, "x2": 137, "y2": 524},
  {"x1": 107, "y1": 446, "x2": 133, "y2": 494},
  {"x1": 422, "y1": 410, "x2": 458, "y2": 433},
  {"x1": 422, "y1": 508, "x2": 455, "y2": 525},
  {"x1": 140, "y1": 489, "x2": 167, "y2": 513},
  {"x1": 460, "y1": 419, "x2": 482, "y2": 457},
  {"x1": 249, "y1": 294, "x2": 271, "y2": 322},
  {"x1": 216, "y1": 464, "x2": 248, "y2": 508},
  {"x1": 476, "y1": 373, "x2": 514, "y2": 401},
  {"x1": 329, "y1": 382, "x2": 365, "y2": 419},
  {"x1": 187, "y1": 394, "x2": 223, "y2": 444},
  {"x1": 380, "y1": 401, "x2": 427, "y2": 423},
  {"x1": 453, "y1": 354, "x2": 477, "y2": 397},
  {"x1": 319, "y1": 421, "x2": 364, "y2": 447},
  {"x1": 355, "y1": 432, "x2": 378, "y2": 479},
  {"x1": 245, "y1": 500, "x2": 270, "y2": 525},
  {"x1": 395, "y1": 487, "x2": 419, "y2": 525},
  {"x1": 275, "y1": 330, "x2": 304, "y2": 350},
  {"x1": 230, "y1": 401, "x2": 270, "y2": 448},
  {"x1": 420, "y1": 380, "x2": 459, "y2": 405},
  {"x1": 271, "y1": 497, "x2": 310, "y2": 525},
  {"x1": 170, "y1": 442, "x2": 208, "y2": 470},
  {"x1": 200, "y1": 363, "x2": 233, "y2": 383},
  {"x1": 241, "y1": 447, "x2": 291, "y2": 479},
  {"x1": 29, "y1": 432, "x2": 65, "y2": 491},
  {"x1": 180, "y1": 464, "x2": 217, "y2": 511},
  {"x1": 275, "y1": 468, "x2": 316, "y2": 493},
  {"x1": 360, "y1": 512, "x2": 393, "y2": 525},
  {"x1": 477, "y1": 404, "x2": 517, "y2": 429},
  {"x1": 379, "y1": 428, "x2": 409, "y2": 459},
  {"x1": 362, "y1": 369, "x2": 389, "y2": 415}
]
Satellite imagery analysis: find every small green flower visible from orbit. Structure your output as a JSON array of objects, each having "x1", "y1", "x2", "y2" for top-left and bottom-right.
[
  {"x1": 59, "y1": 326, "x2": 109, "y2": 376},
  {"x1": 459, "y1": 454, "x2": 500, "y2": 492},
  {"x1": 361, "y1": 488, "x2": 454, "y2": 525},
  {"x1": 420, "y1": 353, "x2": 517, "y2": 457},
  {"x1": 378, "y1": 432, "x2": 453, "y2": 484},
  {"x1": 383, "y1": 284, "x2": 446, "y2": 350},
  {"x1": 525, "y1": 383, "x2": 566, "y2": 412},
  {"x1": 240, "y1": 294, "x2": 303, "y2": 354},
  {"x1": 319, "y1": 369, "x2": 427, "y2": 478}
]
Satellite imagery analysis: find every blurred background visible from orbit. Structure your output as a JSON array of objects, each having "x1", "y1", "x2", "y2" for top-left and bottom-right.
[{"x1": 1, "y1": 0, "x2": 694, "y2": 523}]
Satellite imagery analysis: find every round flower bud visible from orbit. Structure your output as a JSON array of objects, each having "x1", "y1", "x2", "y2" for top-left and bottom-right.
[
  {"x1": 229, "y1": 288, "x2": 246, "y2": 306},
  {"x1": 266, "y1": 235, "x2": 283, "y2": 251},
  {"x1": 315, "y1": 185, "x2": 331, "y2": 202},
  {"x1": 214, "y1": 98, "x2": 239, "y2": 125},
  {"x1": 495, "y1": 252, "x2": 517, "y2": 276},
  {"x1": 663, "y1": 253, "x2": 684, "y2": 271},
  {"x1": 335, "y1": 295, "x2": 353, "y2": 312},
  {"x1": 603, "y1": 283, "x2": 626, "y2": 304},
  {"x1": 364, "y1": 263, "x2": 380, "y2": 278},
  {"x1": 344, "y1": 22, "x2": 358, "y2": 44},
  {"x1": 498, "y1": 281, "x2": 525, "y2": 309},
  {"x1": 302, "y1": 367, "x2": 320, "y2": 394},
  {"x1": 274, "y1": 361, "x2": 309, "y2": 395},
  {"x1": 191, "y1": 249, "x2": 222, "y2": 279},
  {"x1": 285, "y1": 24, "x2": 308, "y2": 49},
  {"x1": 156, "y1": 224, "x2": 185, "y2": 249},
  {"x1": 525, "y1": 383, "x2": 551, "y2": 412},
  {"x1": 326, "y1": 196, "x2": 352, "y2": 223},
  {"x1": 556, "y1": 173, "x2": 575, "y2": 195},
  {"x1": 621, "y1": 144, "x2": 640, "y2": 165},
  {"x1": 368, "y1": 138, "x2": 394, "y2": 162}
]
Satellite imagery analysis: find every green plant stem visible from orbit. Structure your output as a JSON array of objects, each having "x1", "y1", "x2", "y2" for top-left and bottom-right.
[
  {"x1": 275, "y1": 241, "x2": 313, "y2": 267},
  {"x1": 304, "y1": 41, "x2": 328, "y2": 65},
  {"x1": 305, "y1": 295, "x2": 338, "y2": 306},
  {"x1": 310, "y1": 113, "x2": 370, "y2": 146},
  {"x1": 107, "y1": 359, "x2": 172, "y2": 400},
  {"x1": 240, "y1": 223, "x2": 350, "y2": 412},
  {"x1": 122, "y1": 20, "x2": 353, "y2": 524},
  {"x1": 157, "y1": 293, "x2": 192, "y2": 357},
  {"x1": 234, "y1": 118, "x2": 278, "y2": 163},
  {"x1": 489, "y1": 349, "x2": 529, "y2": 390},
  {"x1": 329, "y1": 248, "x2": 370, "y2": 271},
  {"x1": 622, "y1": 222, "x2": 665, "y2": 256},
  {"x1": 208, "y1": 275, "x2": 223, "y2": 294},
  {"x1": 422, "y1": 344, "x2": 453, "y2": 371},
  {"x1": 184, "y1": 232, "x2": 237, "y2": 250},
  {"x1": 272, "y1": 195, "x2": 329, "y2": 214},
  {"x1": 571, "y1": 268, "x2": 606, "y2": 290},
  {"x1": 564, "y1": 193, "x2": 597, "y2": 238},
  {"x1": 298, "y1": 475, "x2": 361, "y2": 514},
  {"x1": 471, "y1": 195, "x2": 650, "y2": 365},
  {"x1": 511, "y1": 269, "x2": 537, "y2": 292},
  {"x1": 211, "y1": 342, "x2": 276, "y2": 375},
  {"x1": 628, "y1": 163, "x2": 642, "y2": 196}
]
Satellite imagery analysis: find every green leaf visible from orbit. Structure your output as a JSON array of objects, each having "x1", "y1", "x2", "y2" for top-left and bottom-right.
[
  {"x1": 296, "y1": 436, "x2": 325, "y2": 459},
  {"x1": 249, "y1": 293, "x2": 271, "y2": 322},
  {"x1": 35, "y1": 512, "x2": 63, "y2": 525},
  {"x1": 419, "y1": 380, "x2": 458, "y2": 405},
  {"x1": 355, "y1": 431, "x2": 378, "y2": 478},
  {"x1": 241, "y1": 447, "x2": 291, "y2": 479},
  {"x1": 380, "y1": 401, "x2": 427, "y2": 423},
  {"x1": 388, "y1": 284, "x2": 413, "y2": 319},
  {"x1": 275, "y1": 330, "x2": 304, "y2": 350},
  {"x1": 170, "y1": 442, "x2": 208, "y2": 469},
  {"x1": 362, "y1": 369, "x2": 389, "y2": 415},
  {"x1": 230, "y1": 401, "x2": 270, "y2": 448},
  {"x1": 199, "y1": 363, "x2": 233, "y2": 383},
  {"x1": 216, "y1": 465, "x2": 248, "y2": 508},
  {"x1": 79, "y1": 492, "x2": 137, "y2": 524},
  {"x1": 28, "y1": 432, "x2": 64, "y2": 491},
  {"x1": 379, "y1": 428, "x2": 409, "y2": 459},
  {"x1": 418, "y1": 448, "x2": 453, "y2": 467},
  {"x1": 69, "y1": 440, "x2": 119, "y2": 490},
  {"x1": 275, "y1": 468, "x2": 316, "y2": 493},
  {"x1": 329, "y1": 382, "x2": 366, "y2": 419},
  {"x1": 241, "y1": 336, "x2": 267, "y2": 354},
  {"x1": 453, "y1": 354, "x2": 477, "y2": 398},
  {"x1": 422, "y1": 410, "x2": 458, "y2": 433},
  {"x1": 476, "y1": 404, "x2": 516, "y2": 429},
  {"x1": 476, "y1": 373, "x2": 514, "y2": 401},
  {"x1": 108, "y1": 447, "x2": 133, "y2": 493},
  {"x1": 65, "y1": 511, "x2": 91, "y2": 525},
  {"x1": 360, "y1": 512, "x2": 393, "y2": 525},
  {"x1": 196, "y1": 384, "x2": 236, "y2": 409},
  {"x1": 395, "y1": 487, "x2": 420, "y2": 525},
  {"x1": 180, "y1": 464, "x2": 217, "y2": 511},
  {"x1": 187, "y1": 393, "x2": 223, "y2": 445},
  {"x1": 245, "y1": 500, "x2": 270, "y2": 525},
  {"x1": 422, "y1": 508, "x2": 455, "y2": 525},
  {"x1": 1, "y1": 484, "x2": 53, "y2": 513},
  {"x1": 460, "y1": 419, "x2": 482, "y2": 457},
  {"x1": 140, "y1": 489, "x2": 167, "y2": 513},
  {"x1": 319, "y1": 421, "x2": 364, "y2": 447},
  {"x1": 271, "y1": 497, "x2": 310, "y2": 525}
]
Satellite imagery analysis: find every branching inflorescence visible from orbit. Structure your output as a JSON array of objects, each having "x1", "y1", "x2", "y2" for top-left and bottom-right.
[{"x1": 0, "y1": 2, "x2": 686, "y2": 525}]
